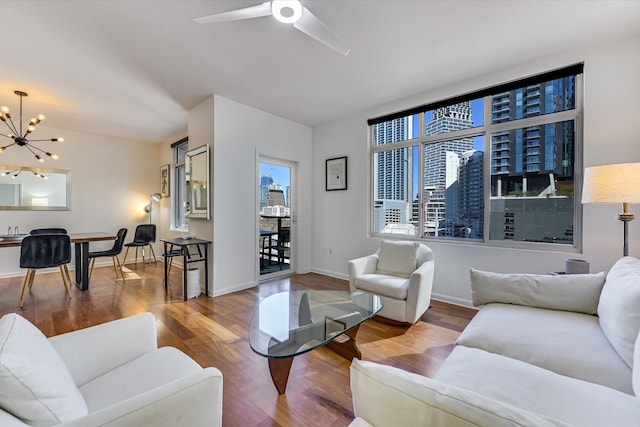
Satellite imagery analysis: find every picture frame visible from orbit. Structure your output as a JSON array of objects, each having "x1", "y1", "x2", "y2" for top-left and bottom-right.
[
  {"x1": 326, "y1": 156, "x2": 347, "y2": 191},
  {"x1": 160, "y1": 164, "x2": 170, "y2": 197}
]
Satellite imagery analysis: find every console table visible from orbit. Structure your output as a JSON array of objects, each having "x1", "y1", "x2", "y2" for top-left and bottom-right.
[{"x1": 160, "y1": 238, "x2": 211, "y2": 301}]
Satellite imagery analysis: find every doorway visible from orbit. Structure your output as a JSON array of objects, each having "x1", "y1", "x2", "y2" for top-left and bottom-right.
[{"x1": 258, "y1": 158, "x2": 295, "y2": 279}]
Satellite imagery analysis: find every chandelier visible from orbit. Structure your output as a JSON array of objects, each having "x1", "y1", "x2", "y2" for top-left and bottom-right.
[{"x1": 0, "y1": 90, "x2": 64, "y2": 162}]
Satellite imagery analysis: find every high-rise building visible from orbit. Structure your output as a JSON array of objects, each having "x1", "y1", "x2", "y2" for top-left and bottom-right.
[
  {"x1": 373, "y1": 117, "x2": 413, "y2": 201},
  {"x1": 458, "y1": 150, "x2": 484, "y2": 238},
  {"x1": 423, "y1": 102, "x2": 475, "y2": 236},
  {"x1": 260, "y1": 174, "x2": 274, "y2": 209},
  {"x1": 490, "y1": 77, "x2": 575, "y2": 196}
]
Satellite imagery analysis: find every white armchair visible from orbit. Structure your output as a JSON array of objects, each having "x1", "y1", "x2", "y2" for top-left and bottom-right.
[
  {"x1": 0, "y1": 312, "x2": 223, "y2": 427},
  {"x1": 348, "y1": 241, "x2": 434, "y2": 324}
]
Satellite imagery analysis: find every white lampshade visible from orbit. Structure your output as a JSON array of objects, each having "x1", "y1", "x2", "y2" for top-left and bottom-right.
[{"x1": 582, "y1": 163, "x2": 640, "y2": 204}]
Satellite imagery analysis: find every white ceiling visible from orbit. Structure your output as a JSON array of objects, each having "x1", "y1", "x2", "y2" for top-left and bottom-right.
[{"x1": 1, "y1": 0, "x2": 639, "y2": 144}]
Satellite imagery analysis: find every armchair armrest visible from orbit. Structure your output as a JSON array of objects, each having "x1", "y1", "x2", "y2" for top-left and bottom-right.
[
  {"x1": 348, "y1": 254, "x2": 379, "y2": 291},
  {"x1": 49, "y1": 313, "x2": 158, "y2": 387},
  {"x1": 61, "y1": 368, "x2": 223, "y2": 427},
  {"x1": 405, "y1": 259, "x2": 435, "y2": 324}
]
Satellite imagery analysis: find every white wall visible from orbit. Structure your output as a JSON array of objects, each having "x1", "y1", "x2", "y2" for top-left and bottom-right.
[
  {"x1": 0, "y1": 125, "x2": 159, "y2": 277},
  {"x1": 211, "y1": 95, "x2": 312, "y2": 296},
  {"x1": 312, "y1": 34, "x2": 640, "y2": 307}
]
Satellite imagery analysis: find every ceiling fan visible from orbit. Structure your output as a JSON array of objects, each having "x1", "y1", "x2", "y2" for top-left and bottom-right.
[{"x1": 193, "y1": 0, "x2": 350, "y2": 56}]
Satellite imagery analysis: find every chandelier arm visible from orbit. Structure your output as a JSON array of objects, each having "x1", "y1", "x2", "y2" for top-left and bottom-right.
[
  {"x1": 27, "y1": 144, "x2": 48, "y2": 155},
  {"x1": 24, "y1": 145, "x2": 40, "y2": 160},
  {"x1": 1, "y1": 118, "x2": 18, "y2": 136},
  {"x1": 0, "y1": 142, "x2": 16, "y2": 150}
]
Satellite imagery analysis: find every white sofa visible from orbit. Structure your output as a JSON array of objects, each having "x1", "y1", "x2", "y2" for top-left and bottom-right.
[
  {"x1": 348, "y1": 241, "x2": 435, "y2": 324},
  {"x1": 0, "y1": 312, "x2": 223, "y2": 426},
  {"x1": 349, "y1": 256, "x2": 640, "y2": 426}
]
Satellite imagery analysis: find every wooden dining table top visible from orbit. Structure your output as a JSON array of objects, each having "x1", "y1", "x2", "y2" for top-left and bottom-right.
[{"x1": 0, "y1": 232, "x2": 115, "y2": 248}]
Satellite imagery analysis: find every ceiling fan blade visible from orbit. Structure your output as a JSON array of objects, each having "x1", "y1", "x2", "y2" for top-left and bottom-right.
[
  {"x1": 193, "y1": 1, "x2": 273, "y2": 24},
  {"x1": 293, "y1": 7, "x2": 350, "y2": 56}
]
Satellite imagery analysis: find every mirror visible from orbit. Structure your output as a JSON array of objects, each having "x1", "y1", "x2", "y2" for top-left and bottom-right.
[
  {"x1": 185, "y1": 145, "x2": 210, "y2": 219},
  {"x1": 0, "y1": 164, "x2": 70, "y2": 210}
]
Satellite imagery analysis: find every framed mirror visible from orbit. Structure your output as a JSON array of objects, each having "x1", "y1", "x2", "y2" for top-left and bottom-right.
[
  {"x1": 185, "y1": 144, "x2": 210, "y2": 219},
  {"x1": 0, "y1": 164, "x2": 70, "y2": 210}
]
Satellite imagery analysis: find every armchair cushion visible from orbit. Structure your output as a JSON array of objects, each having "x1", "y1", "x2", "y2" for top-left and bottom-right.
[
  {"x1": 376, "y1": 241, "x2": 420, "y2": 278},
  {"x1": 598, "y1": 256, "x2": 640, "y2": 368},
  {"x1": 470, "y1": 268, "x2": 606, "y2": 314},
  {"x1": 0, "y1": 313, "x2": 87, "y2": 426},
  {"x1": 355, "y1": 275, "x2": 408, "y2": 300}
]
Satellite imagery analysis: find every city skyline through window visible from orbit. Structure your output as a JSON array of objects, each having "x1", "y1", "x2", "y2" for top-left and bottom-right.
[{"x1": 370, "y1": 66, "x2": 582, "y2": 247}]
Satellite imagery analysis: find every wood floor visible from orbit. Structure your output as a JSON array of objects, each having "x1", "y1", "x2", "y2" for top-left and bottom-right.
[{"x1": 0, "y1": 261, "x2": 476, "y2": 427}]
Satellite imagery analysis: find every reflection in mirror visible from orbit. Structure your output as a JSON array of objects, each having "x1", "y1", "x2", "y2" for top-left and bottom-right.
[
  {"x1": 0, "y1": 165, "x2": 70, "y2": 210},
  {"x1": 185, "y1": 145, "x2": 210, "y2": 219}
]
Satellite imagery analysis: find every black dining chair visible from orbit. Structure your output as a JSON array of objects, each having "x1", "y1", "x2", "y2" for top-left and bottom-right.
[
  {"x1": 123, "y1": 224, "x2": 157, "y2": 269},
  {"x1": 88, "y1": 228, "x2": 128, "y2": 282},
  {"x1": 29, "y1": 228, "x2": 68, "y2": 235},
  {"x1": 19, "y1": 234, "x2": 72, "y2": 307}
]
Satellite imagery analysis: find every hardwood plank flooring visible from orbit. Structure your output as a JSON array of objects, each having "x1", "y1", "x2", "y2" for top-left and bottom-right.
[{"x1": 0, "y1": 262, "x2": 476, "y2": 427}]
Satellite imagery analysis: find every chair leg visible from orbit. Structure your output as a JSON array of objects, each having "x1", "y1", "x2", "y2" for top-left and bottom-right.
[
  {"x1": 122, "y1": 247, "x2": 129, "y2": 267},
  {"x1": 60, "y1": 266, "x2": 72, "y2": 299},
  {"x1": 149, "y1": 245, "x2": 157, "y2": 263},
  {"x1": 114, "y1": 256, "x2": 125, "y2": 283},
  {"x1": 135, "y1": 247, "x2": 139, "y2": 269},
  {"x1": 19, "y1": 269, "x2": 35, "y2": 308}
]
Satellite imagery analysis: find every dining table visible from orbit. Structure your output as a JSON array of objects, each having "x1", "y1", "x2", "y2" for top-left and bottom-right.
[{"x1": 0, "y1": 231, "x2": 116, "y2": 291}]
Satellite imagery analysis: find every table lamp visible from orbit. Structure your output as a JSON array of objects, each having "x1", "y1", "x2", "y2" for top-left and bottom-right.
[{"x1": 582, "y1": 163, "x2": 640, "y2": 256}]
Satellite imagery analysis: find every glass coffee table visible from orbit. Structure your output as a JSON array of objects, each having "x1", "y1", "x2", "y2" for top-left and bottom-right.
[{"x1": 249, "y1": 290, "x2": 382, "y2": 394}]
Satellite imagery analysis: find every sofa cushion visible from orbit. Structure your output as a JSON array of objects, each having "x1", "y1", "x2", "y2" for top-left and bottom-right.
[
  {"x1": 355, "y1": 274, "x2": 409, "y2": 300},
  {"x1": 350, "y1": 359, "x2": 570, "y2": 427},
  {"x1": 470, "y1": 268, "x2": 606, "y2": 314},
  {"x1": 598, "y1": 256, "x2": 640, "y2": 368},
  {"x1": 0, "y1": 313, "x2": 88, "y2": 426},
  {"x1": 456, "y1": 303, "x2": 632, "y2": 394},
  {"x1": 79, "y1": 346, "x2": 202, "y2": 412},
  {"x1": 435, "y1": 346, "x2": 640, "y2": 427},
  {"x1": 376, "y1": 241, "x2": 420, "y2": 278}
]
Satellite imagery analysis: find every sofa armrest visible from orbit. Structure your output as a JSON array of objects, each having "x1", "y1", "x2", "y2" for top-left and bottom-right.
[
  {"x1": 348, "y1": 254, "x2": 379, "y2": 291},
  {"x1": 405, "y1": 259, "x2": 435, "y2": 324},
  {"x1": 49, "y1": 313, "x2": 158, "y2": 387},
  {"x1": 60, "y1": 367, "x2": 223, "y2": 427},
  {"x1": 350, "y1": 359, "x2": 570, "y2": 427}
]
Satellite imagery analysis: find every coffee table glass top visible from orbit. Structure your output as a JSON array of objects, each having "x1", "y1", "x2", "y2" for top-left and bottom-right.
[{"x1": 249, "y1": 290, "x2": 382, "y2": 359}]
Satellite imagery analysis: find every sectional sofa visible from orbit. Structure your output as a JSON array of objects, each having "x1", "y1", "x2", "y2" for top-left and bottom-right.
[{"x1": 349, "y1": 256, "x2": 640, "y2": 426}]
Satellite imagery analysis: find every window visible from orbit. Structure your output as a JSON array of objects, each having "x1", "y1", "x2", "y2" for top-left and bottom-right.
[
  {"x1": 172, "y1": 138, "x2": 188, "y2": 230},
  {"x1": 369, "y1": 64, "x2": 583, "y2": 248}
]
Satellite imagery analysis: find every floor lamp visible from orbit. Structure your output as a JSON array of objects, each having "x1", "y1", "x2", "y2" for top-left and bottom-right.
[
  {"x1": 582, "y1": 163, "x2": 640, "y2": 257},
  {"x1": 144, "y1": 193, "x2": 162, "y2": 224}
]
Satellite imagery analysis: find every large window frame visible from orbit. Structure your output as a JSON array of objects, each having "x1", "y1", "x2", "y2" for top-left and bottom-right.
[{"x1": 369, "y1": 65, "x2": 584, "y2": 251}]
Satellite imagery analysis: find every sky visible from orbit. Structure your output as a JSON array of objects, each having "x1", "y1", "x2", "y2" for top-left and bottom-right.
[{"x1": 260, "y1": 162, "x2": 290, "y2": 189}]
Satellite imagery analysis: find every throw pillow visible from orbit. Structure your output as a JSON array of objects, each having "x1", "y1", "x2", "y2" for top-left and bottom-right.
[
  {"x1": 376, "y1": 240, "x2": 420, "y2": 278},
  {"x1": 598, "y1": 256, "x2": 640, "y2": 368},
  {"x1": 0, "y1": 313, "x2": 87, "y2": 426},
  {"x1": 470, "y1": 269, "x2": 606, "y2": 314}
]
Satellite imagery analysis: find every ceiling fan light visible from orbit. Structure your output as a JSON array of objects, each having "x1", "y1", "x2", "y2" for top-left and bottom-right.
[{"x1": 272, "y1": 0, "x2": 302, "y2": 24}]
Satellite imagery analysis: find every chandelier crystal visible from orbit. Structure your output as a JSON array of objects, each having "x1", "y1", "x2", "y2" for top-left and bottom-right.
[{"x1": 0, "y1": 90, "x2": 64, "y2": 162}]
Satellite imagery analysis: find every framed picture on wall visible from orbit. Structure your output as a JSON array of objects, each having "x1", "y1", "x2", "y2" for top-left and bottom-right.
[
  {"x1": 326, "y1": 156, "x2": 347, "y2": 191},
  {"x1": 160, "y1": 164, "x2": 170, "y2": 197}
]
